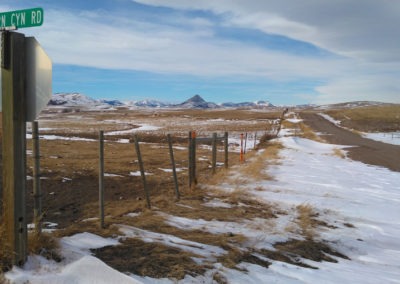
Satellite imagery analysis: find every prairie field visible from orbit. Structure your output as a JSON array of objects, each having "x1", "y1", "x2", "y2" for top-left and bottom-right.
[
  {"x1": 323, "y1": 104, "x2": 400, "y2": 132},
  {"x1": 20, "y1": 107, "x2": 283, "y2": 228},
  {"x1": 1, "y1": 105, "x2": 400, "y2": 282}
]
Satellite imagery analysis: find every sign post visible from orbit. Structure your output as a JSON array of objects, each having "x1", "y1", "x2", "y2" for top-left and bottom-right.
[
  {"x1": 1, "y1": 7, "x2": 49, "y2": 266},
  {"x1": 1, "y1": 31, "x2": 28, "y2": 266}
]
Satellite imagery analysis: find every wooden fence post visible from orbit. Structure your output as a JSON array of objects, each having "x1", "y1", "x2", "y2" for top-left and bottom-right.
[
  {"x1": 134, "y1": 135, "x2": 151, "y2": 208},
  {"x1": 99, "y1": 130, "x2": 105, "y2": 228},
  {"x1": 167, "y1": 134, "x2": 180, "y2": 200},
  {"x1": 212, "y1": 133, "x2": 217, "y2": 174},
  {"x1": 32, "y1": 121, "x2": 42, "y2": 233},
  {"x1": 224, "y1": 132, "x2": 228, "y2": 168},
  {"x1": 254, "y1": 132, "x2": 257, "y2": 149}
]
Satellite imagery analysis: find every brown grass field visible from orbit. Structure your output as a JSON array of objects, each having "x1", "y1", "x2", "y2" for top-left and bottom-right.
[
  {"x1": 0, "y1": 104, "x2": 394, "y2": 278},
  {"x1": 324, "y1": 104, "x2": 400, "y2": 132}
]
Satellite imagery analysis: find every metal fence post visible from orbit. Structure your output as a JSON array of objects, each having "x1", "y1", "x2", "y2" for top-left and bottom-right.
[
  {"x1": 99, "y1": 130, "x2": 105, "y2": 228},
  {"x1": 192, "y1": 131, "x2": 197, "y2": 186},
  {"x1": 224, "y1": 132, "x2": 228, "y2": 168},
  {"x1": 134, "y1": 135, "x2": 151, "y2": 208},
  {"x1": 167, "y1": 134, "x2": 180, "y2": 200},
  {"x1": 188, "y1": 131, "x2": 193, "y2": 189},
  {"x1": 32, "y1": 121, "x2": 42, "y2": 233},
  {"x1": 212, "y1": 133, "x2": 217, "y2": 174}
]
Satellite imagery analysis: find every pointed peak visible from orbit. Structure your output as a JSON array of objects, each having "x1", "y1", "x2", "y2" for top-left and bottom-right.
[{"x1": 185, "y1": 94, "x2": 206, "y2": 103}]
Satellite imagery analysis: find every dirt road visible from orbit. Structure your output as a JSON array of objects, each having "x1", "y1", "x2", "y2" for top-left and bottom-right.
[{"x1": 300, "y1": 112, "x2": 400, "y2": 172}]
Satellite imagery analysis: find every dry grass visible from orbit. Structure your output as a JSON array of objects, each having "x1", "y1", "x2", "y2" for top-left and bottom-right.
[
  {"x1": 28, "y1": 230, "x2": 62, "y2": 262},
  {"x1": 296, "y1": 204, "x2": 318, "y2": 240},
  {"x1": 0, "y1": 217, "x2": 12, "y2": 273},
  {"x1": 54, "y1": 220, "x2": 121, "y2": 239},
  {"x1": 9, "y1": 107, "x2": 320, "y2": 279},
  {"x1": 325, "y1": 105, "x2": 400, "y2": 132},
  {"x1": 92, "y1": 237, "x2": 209, "y2": 280},
  {"x1": 257, "y1": 132, "x2": 277, "y2": 147},
  {"x1": 212, "y1": 272, "x2": 229, "y2": 284},
  {"x1": 298, "y1": 122, "x2": 324, "y2": 142},
  {"x1": 273, "y1": 239, "x2": 348, "y2": 264},
  {"x1": 280, "y1": 115, "x2": 324, "y2": 142},
  {"x1": 237, "y1": 141, "x2": 282, "y2": 181},
  {"x1": 38, "y1": 108, "x2": 283, "y2": 137},
  {"x1": 217, "y1": 247, "x2": 271, "y2": 270},
  {"x1": 332, "y1": 148, "x2": 346, "y2": 159}
]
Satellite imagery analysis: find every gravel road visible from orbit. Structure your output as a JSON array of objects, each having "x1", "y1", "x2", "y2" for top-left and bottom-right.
[{"x1": 300, "y1": 112, "x2": 400, "y2": 172}]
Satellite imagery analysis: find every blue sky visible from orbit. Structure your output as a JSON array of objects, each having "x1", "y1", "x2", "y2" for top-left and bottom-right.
[{"x1": 1, "y1": 0, "x2": 399, "y2": 105}]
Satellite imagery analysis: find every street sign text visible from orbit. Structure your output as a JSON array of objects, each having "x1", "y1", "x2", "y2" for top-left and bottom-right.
[{"x1": 0, "y1": 8, "x2": 43, "y2": 29}]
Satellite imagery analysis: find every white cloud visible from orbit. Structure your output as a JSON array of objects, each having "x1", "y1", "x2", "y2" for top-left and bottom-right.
[
  {"x1": 315, "y1": 74, "x2": 400, "y2": 104},
  {"x1": 4, "y1": 1, "x2": 398, "y2": 104},
  {"x1": 130, "y1": 0, "x2": 400, "y2": 103},
  {"x1": 133, "y1": 0, "x2": 400, "y2": 63},
  {"x1": 29, "y1": 9, "x2": 346, "y2": 80}
]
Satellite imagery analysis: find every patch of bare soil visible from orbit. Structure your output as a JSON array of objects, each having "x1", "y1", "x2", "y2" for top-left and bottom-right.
[
  {"x1": 92, "y1": 238, "x2": 208, "y2": 280},
  {"x1": 217, "y1": 248, "x2": 271, "y2": 271},
  {"x1": 257, "y1": 239, "x2": 349, "y2": 270},
  {"x1": 300, "y1": 112, "x2": 400, "y2": 172}
]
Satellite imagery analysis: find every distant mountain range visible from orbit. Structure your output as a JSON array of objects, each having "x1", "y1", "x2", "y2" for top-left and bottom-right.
[{"x1": 48, "y1": 93, "x2": 275, "y2": 109}]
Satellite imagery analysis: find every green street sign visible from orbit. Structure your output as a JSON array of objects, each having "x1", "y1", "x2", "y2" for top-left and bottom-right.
[{"x1": 0, "y1": 7, "x2": 43, "y2": 29}]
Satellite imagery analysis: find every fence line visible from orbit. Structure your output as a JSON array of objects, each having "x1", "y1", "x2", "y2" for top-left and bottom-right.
[{"x1": 27, "y1": 128, "x2": 264, "y2": 232}]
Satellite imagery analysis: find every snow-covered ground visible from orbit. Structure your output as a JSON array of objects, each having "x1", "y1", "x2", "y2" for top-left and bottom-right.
[
  {"x1": 318, "y1": 113, "x2": 341, "y2": 125},
  {"x1": 250, "y1": 137, "x2": 400, "y2": 283},
  {"x1": 363, "y1": 132, "x2": 400, "y2": 146},
  {"x1": 6, "y1": 127, "x2": 400, "y2": 283}
]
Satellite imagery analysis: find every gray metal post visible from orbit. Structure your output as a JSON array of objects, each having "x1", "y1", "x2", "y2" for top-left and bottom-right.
[
  {"x1": 134, "y1": 135, "x2": 151, "y2": 208},
  {"x1": 192, "y1": 131, "x2": 197, "y2": 186},
  {"x1": 167, "y1": 134, "x2": 180, "y2": 200},
  {"x1": 1, "y1": 31, "x2": 28, "y2": 266},
  {"x1": 99, "y1": 130, "x2": 105, "y2": 228},
  {"x1": 32, "y1": 121, "x2": 41, "y2": 233},
  {"x1": 244, "y1": 132, "x2": 248, "y2": 154},
  {"x1": 212, "y1": 133, "x2": 217, "y2": 174},
  {"x1": 188, "y1": 131, "x2": 193, "y2": 188},
  {"x1": 224, "y1": 132, "x2": 228, "y2": 168}
]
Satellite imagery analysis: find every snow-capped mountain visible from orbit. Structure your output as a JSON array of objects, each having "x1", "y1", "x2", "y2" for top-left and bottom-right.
[
  {"x1": 98, "y1": 99, "x2": 124, "y2": 106},
  {"x1": 220, "y1": 100, "x2": 273, "y2": 108},
  {"x1": 47, "y1": 93, "x2": 275, "y2": 109},
  {"x1": 49, "y1": 93, "x2": 98, "y2": 106},
  {"x1": 128, "y1": 99, "x2": 170, "y2": 108},
  {"x1": 48, "y1": 93, "x2": 123, "y2": 109}
]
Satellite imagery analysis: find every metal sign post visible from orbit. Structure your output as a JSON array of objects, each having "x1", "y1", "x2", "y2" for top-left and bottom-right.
[
  {"x1": 1, "y1": 31, "x2": 28, "y2": 266},
  {"x1": 1, "y1": 7, "x2": 49, "y2": 266}
]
